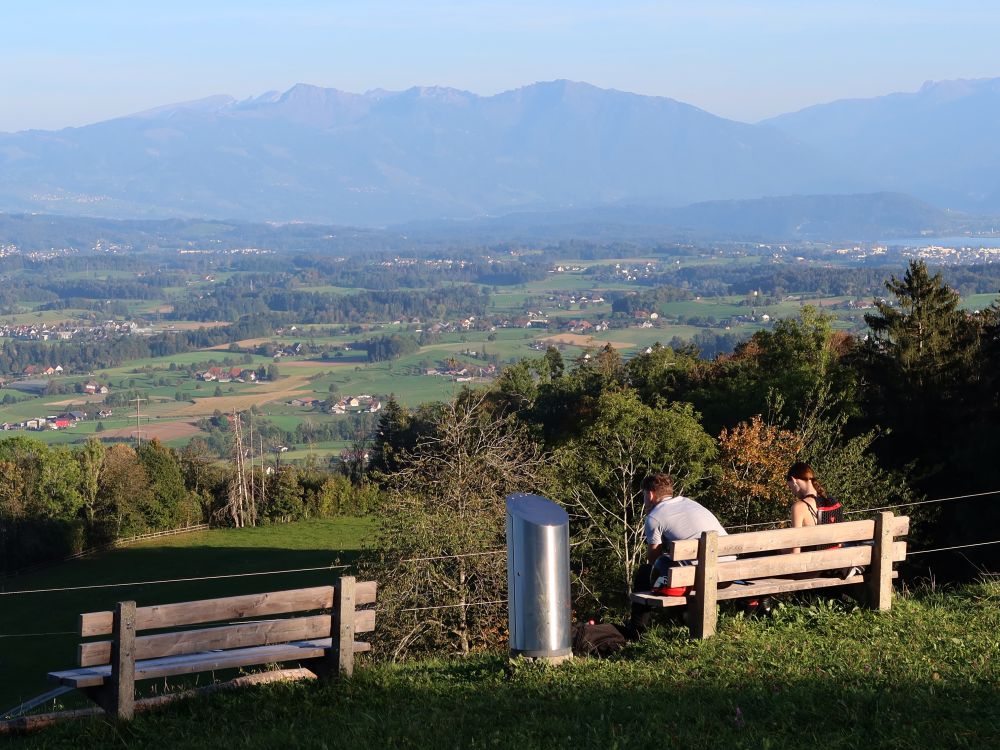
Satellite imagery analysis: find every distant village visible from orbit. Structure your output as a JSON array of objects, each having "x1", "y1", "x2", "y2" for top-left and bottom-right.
[
  {"x1": 288, "y1": 394, "x2": 382, "y2": 414},
  {"x1": 0, "y1": 320, "x2": 138, "y2": 341}
]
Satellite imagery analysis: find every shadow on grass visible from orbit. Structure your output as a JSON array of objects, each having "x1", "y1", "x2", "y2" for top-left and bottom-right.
[
  {"x1": 11, "y1": 659, "x2": 1000, "y2": 749},
  {"x1": 0, "y1": 544, "x2": 366, "y2": 712}
]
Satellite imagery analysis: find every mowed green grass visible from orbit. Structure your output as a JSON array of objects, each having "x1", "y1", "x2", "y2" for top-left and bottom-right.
[
  {"x1": 960, "y1": 292, "x2": 1000, "y2": 311},
  {"x1": 0, "y1": 518, "x2": 374, "y2": 711},
  {"x1": 15, "y1": 582, "x2": 1000, "y2": 748}
]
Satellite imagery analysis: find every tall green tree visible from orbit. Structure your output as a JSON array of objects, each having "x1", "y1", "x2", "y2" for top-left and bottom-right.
[
  {"x1": 554, "y1": 389, "x2": 717, "y2": 600},
  {"x1": 864, "y1": 260, "x2": 978, "y2": 398},
  {"x1": 137, "y1": 439, "x2": 196, "y2": 527},
  {"x1": 861, "y1": 260, "x2": 981, "y2": 482}
]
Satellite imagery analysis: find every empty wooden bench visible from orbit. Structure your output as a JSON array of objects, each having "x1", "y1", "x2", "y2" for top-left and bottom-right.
[
  {"x1": 631, "y1": 511, "x2": 908, "y2": 639},
  {"x1": 48, "y1": 576, "x2": 376, "y2": 720}
]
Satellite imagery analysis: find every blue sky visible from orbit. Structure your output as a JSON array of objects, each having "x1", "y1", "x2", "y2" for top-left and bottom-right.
[{"x1": 2, "y1": 1, "x2": 999, "y2": 132}]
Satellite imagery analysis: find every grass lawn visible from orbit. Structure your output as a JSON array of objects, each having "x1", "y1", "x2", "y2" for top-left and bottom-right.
[
  {"x1": 0, "y1": 518, "x2": 374, "y2": 712},
  {"x1": 960, "y1": 292, "x2": 1000, "y2": 311},
  {"x1": 12, "y1": 581, "x2": 1000, "y2": 748}
]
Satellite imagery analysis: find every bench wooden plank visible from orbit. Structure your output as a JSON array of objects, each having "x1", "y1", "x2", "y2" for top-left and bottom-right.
[
  {"x1": 79, "y1": 609, "x2": 376, "y2": 667},
  {"x1": 665, "y1": 541, "x2": 906, "y2": 588},
  {"x1": 52, "y1": 639, "x2": 373, "y2": 689},
  {"x1": 80, "y1": 582, "x2": 378, "y2": 637},
  {"x1": 668, "y1": 516, "x2": 909, "y2": 561},
  {"x1": 630, "y1": 571, "x2": 899, "y2": 608}
]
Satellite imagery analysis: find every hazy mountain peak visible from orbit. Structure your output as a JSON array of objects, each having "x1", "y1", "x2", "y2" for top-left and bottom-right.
[
  {"x1": 126, "y1": 94, "x2": 236, "y2": 120},
  {"x1": 394, "y1": 85, "x2": 477, "y2": 104}
]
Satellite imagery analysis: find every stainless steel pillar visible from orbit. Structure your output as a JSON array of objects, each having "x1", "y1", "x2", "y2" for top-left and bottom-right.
[{"x1": 506, "y1": 493, "x2": 571, "y2": 660}]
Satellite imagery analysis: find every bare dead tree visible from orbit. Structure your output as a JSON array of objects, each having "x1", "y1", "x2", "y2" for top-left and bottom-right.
[
  {"x1": 363, "y1": 391, "x2": 552, "y2": 659},
  {"x1": 222, "y1": 410, "x2": 253, "y2": 528}
]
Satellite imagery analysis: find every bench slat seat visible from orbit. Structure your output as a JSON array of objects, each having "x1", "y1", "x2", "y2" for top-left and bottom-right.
[
  {"x1": 631, "y1": 571, "x2": 900, "y2": 608},
  {"x1": 49, "y1": 638, "x2": 372, "y2": 689}
]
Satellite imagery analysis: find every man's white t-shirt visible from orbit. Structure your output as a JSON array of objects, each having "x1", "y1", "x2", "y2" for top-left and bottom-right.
[{"x1": 644, "y1": 495, "x2": 728, "y2": 550}]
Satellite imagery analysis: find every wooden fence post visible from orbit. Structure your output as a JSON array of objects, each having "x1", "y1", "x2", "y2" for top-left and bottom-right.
[
  {"x1": 110, "y1": 600, "x2": 136, "y2": 720},
  {"x1": 867, "y1": 512, "x2": 895, "y2": 611},
  {"x1": 329, "y1": 576, "x2": 356, "y2": 678},
  {"x1": 691, "y1": 531, "x2": 718, "y2": 639}
]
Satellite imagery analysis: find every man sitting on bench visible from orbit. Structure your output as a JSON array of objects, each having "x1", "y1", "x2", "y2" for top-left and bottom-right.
[{"x1": 626, "y1": 473, "x2": 730, "y2": 637}]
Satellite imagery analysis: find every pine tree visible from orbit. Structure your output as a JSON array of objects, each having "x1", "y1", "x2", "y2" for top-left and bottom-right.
[
  {"x1": 864, "y1": 260, "x2": 977, "y2": 396},
  {"x1": 368, "y1": 396, "x2": 410, "y2": 476},
  {"x1": 861, "y1": 260, "x2": 981, "y2": 482}
]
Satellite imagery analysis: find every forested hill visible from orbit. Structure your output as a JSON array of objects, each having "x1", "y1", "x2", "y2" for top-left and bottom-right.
[
  {"x1": 401, "y1": 192, "x2": 964, "y2": 242},
  {"x1": 0, "y1": 191, "x2": 984, "y2": 250}
]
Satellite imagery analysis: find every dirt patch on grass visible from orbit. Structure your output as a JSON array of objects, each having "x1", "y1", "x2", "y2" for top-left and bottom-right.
[
  {"x1": 46, "y1": 394, "x2": 109, "y2": 407},
  {"x1": 540, "y1": 333, "x2": 632, "y2": 349},
  {"x1": 159, "y1": 320, "x2": 231, "y2": 331},
  {"x1": 278, "y1": 358, "x2": 365, "y2": 367},
  {"x1": 100, "y1": 420, "x2": 202, "y2": 441},
  {"x1": 169, "y1": 375, "x2": 314, "y2": 415},
  {"x1": 206, "y1": 337, "x2": 273, "y2": 350}
]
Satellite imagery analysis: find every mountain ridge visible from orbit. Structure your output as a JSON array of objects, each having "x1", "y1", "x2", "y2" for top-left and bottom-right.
[{"x1": 1, "y1": 78, "x2": 999, "y2": 226}]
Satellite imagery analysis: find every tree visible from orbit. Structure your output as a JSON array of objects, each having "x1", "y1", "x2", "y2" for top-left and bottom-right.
[
  {"x1": 137, "y1": 440, "x2": 194, "y2": 528},
  {"x1": 555, "y1": 390, "x2": 717, "y2": 602},
  {"x1": 713, "y1": 415, "x2": 802, "y2": 530},
  {"x1": 542, "y1": 346, "x2": 564, "y2": 380},
  {"x1": 864, "y1": 260, "x2": 978, "y2": 397},
  {"x1": 266, "y1": 467, "x2": 304, "y2": 522},
  {"x1": 75, "y1": 439, "x2": 105, "y2": 524},
  {"x1": 363, "y1": 392, "x2": 550, "y2": 658},
  {"x1": 95, "y1": 444, "x2": 151, "y2": 540},
  {"x1": 368, "y1": 396, "x2": 410, "y2": 476},
  {"x1": 861, "y1": 260, "x2": 981, "y2": 483}
]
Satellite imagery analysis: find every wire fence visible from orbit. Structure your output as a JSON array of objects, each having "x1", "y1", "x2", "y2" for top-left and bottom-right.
[
  {"x1": 0, "y1": 564, "x2": 349, "y2": 597},
  {"x1": 2, "y1": 487, "x2": 999, "y2": 623},
  {"x1": 730, "y1": 488, "x2": 1000, "y2": 531}
]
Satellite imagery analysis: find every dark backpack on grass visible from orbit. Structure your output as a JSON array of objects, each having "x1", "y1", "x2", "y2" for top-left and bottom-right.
[{"x1": 571, "y1": 622, "x2": 627, "y2": 658}]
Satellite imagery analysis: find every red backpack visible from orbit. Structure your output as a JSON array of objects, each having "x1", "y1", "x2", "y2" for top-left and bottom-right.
[{"x1": 802, "y1": 494, "x2": 844, "y2": 549}]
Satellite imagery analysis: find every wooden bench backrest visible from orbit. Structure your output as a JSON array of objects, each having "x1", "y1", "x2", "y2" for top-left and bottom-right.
[
  {"x1": 665, "y1": 516, "x2": 909, "y2": 589},
  {"x1": 667, "y1": 516, "x2": 909, "y2": 561},
  {"x1": 77, "y1": 582, "x2": 377, "y2": 668}
]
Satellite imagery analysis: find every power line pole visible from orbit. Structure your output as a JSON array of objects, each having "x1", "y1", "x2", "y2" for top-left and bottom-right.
[{"x1": 130, "y1": 396, "x2": 146, "y2": 448}]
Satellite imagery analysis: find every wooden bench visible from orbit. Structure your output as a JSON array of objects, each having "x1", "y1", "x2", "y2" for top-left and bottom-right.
[
  {"x1": 48, "y1": 576, "x2": 376, "y2": 720},
  {"x1": 630, "y1": 512, "x2": 908, "y2": 639}
]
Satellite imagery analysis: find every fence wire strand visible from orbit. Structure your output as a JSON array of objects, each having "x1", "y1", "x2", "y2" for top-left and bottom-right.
[
  {"x1": 731, "y1": 488, "x2": 1000, "y2": 531},
  {"x1": 4, "y1": 487, "x2": 1000, "y2": 600},
  {"x1": 0, "y1": 564, "x2": 349, "y2": 597}
]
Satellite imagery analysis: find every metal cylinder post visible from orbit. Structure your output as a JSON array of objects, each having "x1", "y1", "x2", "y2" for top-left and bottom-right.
[{"x1": 506, "y1": 493, "x2": 572, "y2": 661}]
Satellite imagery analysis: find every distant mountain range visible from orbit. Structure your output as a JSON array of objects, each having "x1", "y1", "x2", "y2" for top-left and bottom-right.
[{"x1": 1, "y1": 78, "x2": 999, "y2": 229}]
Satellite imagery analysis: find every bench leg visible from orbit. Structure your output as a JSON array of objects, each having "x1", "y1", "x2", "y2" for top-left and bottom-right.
[
  {"x1": 691, "y1": 531, "x2": 719, "y2": 639},
  {"x1": 322, "y1": 576, "x2": 355, "y2": 679},
  {"x1": 111, "y1": 600, "x2": 137, "y2": 720},
  {"x1": 82, "y1": 600, "x2": 137, "y2": 720},
  {"x1": 866, "y1": 512, "x2": 895, "y2": 611}
]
